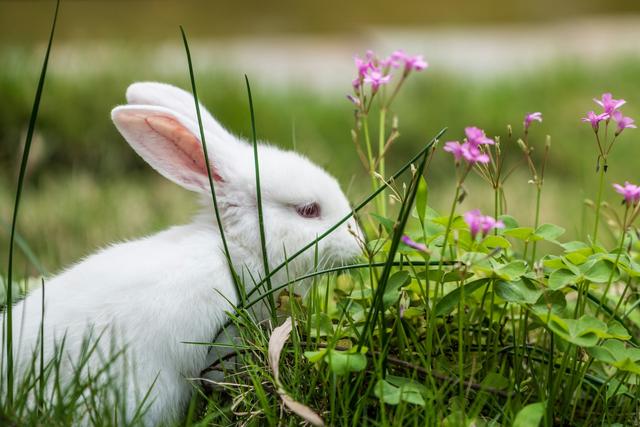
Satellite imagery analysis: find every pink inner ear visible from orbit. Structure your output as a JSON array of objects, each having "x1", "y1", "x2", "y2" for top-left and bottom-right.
[{"x1": 145, "y1": 115, "x2": 224, "y2": 182}]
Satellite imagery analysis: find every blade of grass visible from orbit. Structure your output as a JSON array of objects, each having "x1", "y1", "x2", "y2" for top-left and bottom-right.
[
  {"x1": 357, "y1": 141, "x2": 432, "y2": 353},
  {"x1": 4, "y1": 0, "x2": 59, "y2": 407},
  {"x1": 179, "y1": 26, "x2": 244, "y2": 304},
  {"x1": 244, "y1": 75, "x2": 277, "y2": 321},
  {"x1": 38, "y1": 278, "x2": 45, "y2": 411},
  {"x1": 244, "y1": 127, "x2": 446, "y2": 301}
]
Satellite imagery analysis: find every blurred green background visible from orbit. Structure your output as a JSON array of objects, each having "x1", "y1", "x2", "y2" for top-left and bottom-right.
[{"x1": 1, "y1": 0, "x2": 640, "y2": 274}]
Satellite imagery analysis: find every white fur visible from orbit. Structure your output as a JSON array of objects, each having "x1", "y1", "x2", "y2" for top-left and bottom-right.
[{"x1": 2, "y1": 82, "x2": 362, "y2": 425}]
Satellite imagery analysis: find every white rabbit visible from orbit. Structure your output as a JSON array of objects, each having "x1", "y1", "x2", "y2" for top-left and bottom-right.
[{"x1": 2, "y1": 82, "x2": 362, "y2": 425}]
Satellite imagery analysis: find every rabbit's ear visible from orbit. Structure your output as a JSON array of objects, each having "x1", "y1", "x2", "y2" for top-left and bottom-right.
[
  {"x1": 111, "y1": 105, "x2": 225, "y2": 193},
  {"x1": 125, "y1": 82, "x2": 230, "y2": 141}
]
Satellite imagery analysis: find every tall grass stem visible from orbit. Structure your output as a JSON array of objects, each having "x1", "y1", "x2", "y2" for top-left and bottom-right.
[{"x1": 4, "y1": 0, "x2": 59, "y2": 406}]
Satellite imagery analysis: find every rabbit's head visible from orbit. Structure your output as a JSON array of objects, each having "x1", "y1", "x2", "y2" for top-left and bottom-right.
[{"x1": 112, "y1": 82, "x2": 363, "y2": 279}]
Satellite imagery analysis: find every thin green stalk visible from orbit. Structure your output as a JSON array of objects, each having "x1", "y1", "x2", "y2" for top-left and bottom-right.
[
  {"x1": 244, "y1": 75, "x2": 277, "y2": 320},
  {"x1": 439, "y1": 183, "x2": 462, "y2": 265},
  {"x1": 546, "y1": 332, "x2": 555, "y2": 425},
  {"x1": 180, "y1": 26, "x2": 244, "y2": 303},
  {"x1": 5, "y1": 0, "x2": 59, "y2": 407},
  {"x1": 362, "y1": 114, "x2": 378, "y2": 200},
  {"x1": 595, "y1": 206, "x2": 629, "y2": 317},
  {"x1": 615, "y1": 275, "x2": 634, "y2": 319},
  {"x1": 530, "y1": 184, "x2": 543, "y2": 263},
  {"x1": 38, "y1": 278, "x2": 45, "y2": 411},
  {"x1": 494, "y1": 184, "x2": 499, "y2": 227},
  {"x1": 244, "y1": 127, "x2": 447, "y2": 301},
  {"x1": 592, "y1": 163, "x2": 606, "y2": 243},
  {"x1": 457, "y1": 277, "x2": 465, "y2": 402},
  {"x1": 378, "y1": 108, "x2": 387, "y2": 217}
]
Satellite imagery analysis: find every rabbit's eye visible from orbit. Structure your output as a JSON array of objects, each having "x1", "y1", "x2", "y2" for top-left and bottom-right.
[{"x1": 296, "y1": 202, "x2": 321, "y2": 219}]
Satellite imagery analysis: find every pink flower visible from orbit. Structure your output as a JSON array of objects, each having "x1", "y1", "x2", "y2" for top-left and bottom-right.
[
  {"x1": 444, "y1": 141, "x2": 490, "y2": 165},
  {"x1": 612, "y1": 110, "x2": 636, "y2": 135},
  {"x1": 404, "y1": 54, "x2": 428, "y2": 72},
  {"x1": 381, "y1": 50, "x2": 428, "y2": 73},
  {"x1": 380, "y1": 50, "x2": 405, "y2": 68},
  {"x1": 594, "y1": 93, "x2": 626, "y2": 115},
  {"x1": 461, "y1": 143, "x2": 490, "y2": 164},
  {"x1": 582, "y1": 111, "x2": 610, "y2": 132},
  {"x1": 354, "y1": 54, "x2": 374, "y2": 77},
  {"x1": 443, "y1": 141, "x2": 466, "y2": 162},
  {"x1": 524, "y1": 112, "x2": 543, "y2": 130},
  {"x1": 613, "y1": 181, "x2": 640, "y2": 205},
  {"x1": 401, "y1": 235, "x2": 428, "y2": 253},
  {"x1": 363, "y1": 69, "x2": 392, "y2": 91},
  {"x1": 464, "y1": 210, "x2": 505, "y2": 240},
  {"x1": 465, "y1": 126, "x2": 494, "y2": 147}
]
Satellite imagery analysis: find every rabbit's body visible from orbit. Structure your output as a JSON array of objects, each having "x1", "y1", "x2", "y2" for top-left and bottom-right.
[
  {"x1": 2, "y1": 82, "x2": 362, "y2": 425},
  {"x1": 9, "y1": 222, "x2": 235, "y2": 422}
]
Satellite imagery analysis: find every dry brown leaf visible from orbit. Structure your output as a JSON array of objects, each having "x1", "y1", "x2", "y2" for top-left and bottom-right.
[
  {"x1": 280, "y1": 393, "x2": 325, "y2": 426},
  {"x1": 268, "y1": 317, "x2": 325, "y2": 426}
]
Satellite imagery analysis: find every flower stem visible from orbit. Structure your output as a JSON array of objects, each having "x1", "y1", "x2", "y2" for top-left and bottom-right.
[
  {"x1": 361, "y1": 114, "x2": 378, "y2": 200},
  {"x1": 595, "y1": 206, "x2": 629, "y2": 317},
  {"x1": 494, "y1": 184, "x2": 499, "y2": 232},
  {"x1": 378, "y1": 107, "x2": 387, "y2": 217},
  {"x1": 530, "y1": 184, "x2": 543, "y2": 264},
  {"x1": 440, "y1": 183, "x2": 462, "y2": 265},
  {"x1": 592, "y1": 162, "x2": 606, "y2": 243}
]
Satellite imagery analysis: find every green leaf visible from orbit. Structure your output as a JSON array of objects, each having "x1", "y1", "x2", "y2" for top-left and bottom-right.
[
  {"x1": 548, "y1": 269, "x2": 578, "y2": 290},
  {"x1": 588, "y1": 340, "x2": 640, "y2": 374},
  {"x1": 308, "y1": 313, "x2": 334, "y2": 337},
  {"x1": 431, "y1": 215, "x2": 466, "y2": 229},
  {"x1": 303, "y1": 349, "x2": 327, "y2": 363},
  {"x1": 326, "y1": 349, "x2": 367, "y2": 375},
  {"x1": 543, "y1": 256, "x2": 567, "y2": 270},
  {"x1": 401, "y1": 306, "x2": 424, "y2": 319},
  {"x1": 415, "y1": 176, "x2": 428, "y2": 224},
  {"x1": 513, "y1": 401, "x2": 546, "y2": 427},
  {"x1": 374, "y1": 378, "x2": 426, "y2": 406},
  {"x1": 494, "y1": 260, "x2": 527, "y2": 281},
  {"x1": 606, "y1": 321, "x2": 631, "y2": 341},
  {"x1": 480, "y1": 372, "x2": 509, "y2": 390},
  {"x1": 434, "y1": 279, "x2": 489, "y2": 317},
  {"x1": 348, "y1": 288, "x2": 373, "y2": 300},
  {"x1": 613, "y1": 358, "x2": 640, "y2": 375},
  {"x1": 382, "y1": 271, "x2": 411, "y2": 308},
  {"x1": 482, "y1": 235, "x2": 512, "y2": 249},
  {"x1": 534, "y1": 290, "x2": 566, "y2": 314},
  {"x1": 374, "y1": 379, "x2": 401, "y2": 405},
  {"x1": 583, "y1": 260, "x2": 616, "y2": 283},
  {"x1": 534, "y1": 223, "x2": 565, "y2": 242},
  {"x1": 498, "y1": 214, "x2": 519, "y2": 229},
  {"x1": 494, "y1": 279, "x2": 542, "y2": 304},
  {"x1": 370, "y1": 213, "x2": 395, "y2": 236},
  {"x1": 565, "y1": 252, "x2": 588, "y2": 265},
  {"x1": 561, "y1": 241, "x2": 590, "y2": 252},
  {"x1": 503, "y1": 227, "x2": 535, "y2": 241},
  {"x1": 538, "y1": 313, "x2": 629, "y2": 347}
]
